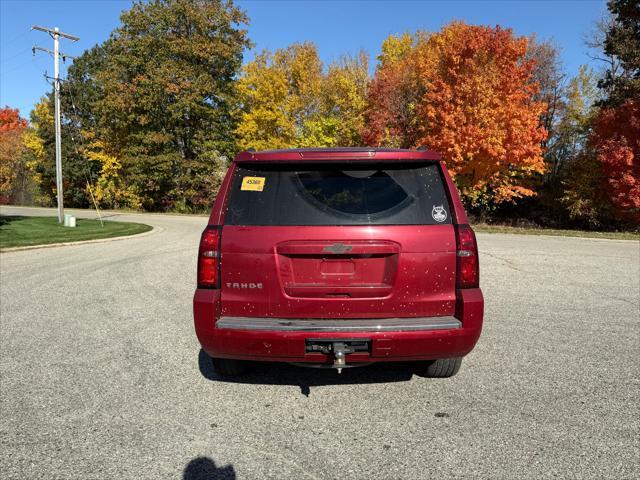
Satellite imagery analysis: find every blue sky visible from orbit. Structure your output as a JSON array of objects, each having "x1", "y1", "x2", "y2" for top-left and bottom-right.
[{"x1": 1, "y1": 0, "x2": 607, "y2": 119}]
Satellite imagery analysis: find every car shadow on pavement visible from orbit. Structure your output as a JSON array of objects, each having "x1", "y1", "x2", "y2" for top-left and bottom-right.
[
  {"x1": 198, "y1": 349, "x2": 416, "y2": 396},
  {"x1": 183, "y1": 456, "x2": 235, "y2": 480}
]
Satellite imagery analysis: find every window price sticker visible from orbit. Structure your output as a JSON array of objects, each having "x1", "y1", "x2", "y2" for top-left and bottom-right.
[{"x1": 241, "y1": 176, "x2": 266, "y2": 191}]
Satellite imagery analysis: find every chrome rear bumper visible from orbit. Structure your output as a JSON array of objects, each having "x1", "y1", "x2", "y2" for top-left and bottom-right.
[{"x1": 215, "y1": 316, "x2": 461, "y2": 332}]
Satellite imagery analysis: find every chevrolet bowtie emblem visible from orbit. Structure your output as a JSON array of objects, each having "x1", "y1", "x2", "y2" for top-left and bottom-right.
[{"x1": 323, "y1": 243, "x2": 353, "y2": 254}]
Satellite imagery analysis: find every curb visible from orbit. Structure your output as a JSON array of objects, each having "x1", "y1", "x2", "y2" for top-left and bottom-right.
[
  {"x1": 0, "y1": 225, "x2": 157, "y2": 253},
  {"x1": 475, "y1": 230, "x2": 640, "y2": 243},
  {"x1": 0, "y1": 205, "x2": 208, "y2": 218}
]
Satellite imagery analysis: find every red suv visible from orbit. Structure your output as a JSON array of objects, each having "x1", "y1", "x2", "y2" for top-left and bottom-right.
[{"x1": 194, "y1": 148, "x2": 483, "y2": 377}]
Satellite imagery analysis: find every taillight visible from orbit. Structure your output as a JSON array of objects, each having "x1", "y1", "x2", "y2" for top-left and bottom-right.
[
  {"x1": 455, "y1": 224, "x2": 479, "y2": 289},
  {"x1": 197, "y1": 226, "x2": 221, "y2": 288}
]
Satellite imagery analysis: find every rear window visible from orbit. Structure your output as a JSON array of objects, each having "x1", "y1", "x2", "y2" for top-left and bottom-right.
[{"x1": 224, "y1": 163, "x2": 452, "y2": 226}]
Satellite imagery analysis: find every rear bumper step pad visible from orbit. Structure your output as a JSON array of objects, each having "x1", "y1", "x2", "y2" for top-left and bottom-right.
[{"x1": 215, "y1": 316, "x2": 461, "y2": 332}]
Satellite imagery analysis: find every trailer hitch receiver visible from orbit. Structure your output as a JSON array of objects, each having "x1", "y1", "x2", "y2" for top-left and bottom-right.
[
  {"x1": 305, "y1": 339, "x2": 370, "y2": 373},
  {"x1": 332, "y1": 342, "x2": 349, "y2": 373}
]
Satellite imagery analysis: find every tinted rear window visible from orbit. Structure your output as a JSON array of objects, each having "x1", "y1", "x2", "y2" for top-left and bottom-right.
[{"x1": 224, "y1": 163, "x2": 452, "y2": 226}]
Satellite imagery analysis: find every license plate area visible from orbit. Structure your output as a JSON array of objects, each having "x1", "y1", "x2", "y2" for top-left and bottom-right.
[{"x1": 305, "y1": 338, "x2": 371, "y2": 355}]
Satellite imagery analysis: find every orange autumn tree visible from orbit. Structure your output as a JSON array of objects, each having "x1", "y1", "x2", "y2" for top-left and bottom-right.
[
  {"x1": 364, "y1": 23, "x2": 548, "y2": 207},
  {"x1": 0, "y1": 107, "x2": 28, "y2": 201},
  {"x1": 590, "y1": 99, "x2": 640, "y2": 223},
  {"x1": 0, "y1": 107, "x2": 27, "y2": 132}
]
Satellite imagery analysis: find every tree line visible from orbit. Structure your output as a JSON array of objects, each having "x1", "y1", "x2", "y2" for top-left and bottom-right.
[{"x1": 0, "y1": 0, "x2": 638, "y2": 228}]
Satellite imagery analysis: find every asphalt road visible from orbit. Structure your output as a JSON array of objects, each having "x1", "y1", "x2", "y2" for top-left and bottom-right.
[{"x1": 1, "y1": 206, "x2": 638, "y2": 479}]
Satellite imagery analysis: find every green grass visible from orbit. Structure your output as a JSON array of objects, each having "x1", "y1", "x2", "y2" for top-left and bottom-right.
[
  {"x1": 0, "y1": 216, "x2": 152, "y2": 249},
  {"x1": 473, "y1": 223, "x2": 640, "y2": 241}
]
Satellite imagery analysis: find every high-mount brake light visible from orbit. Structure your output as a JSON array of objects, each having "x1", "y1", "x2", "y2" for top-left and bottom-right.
[
  {"x1": 455, "y1": 224, "x2": 479, "y2": 289},
  {"x1": 197, "y1": 226, "x2": 221, "y2": 288}
]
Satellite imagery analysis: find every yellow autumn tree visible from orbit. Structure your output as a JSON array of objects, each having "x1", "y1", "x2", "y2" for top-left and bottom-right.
[
  {"x1": 82, "y1": 131, "x2": 141, "y2": 209},
  {"x1": 321, "y1": 51, "x2": 369, "y2": 146},
  {"x1": 235, "y1": 43, "x2": 321, "y2": 150},
  {"x1": 22, "y1": 99, "x2": 53, "y2": 205},
  {"x1": 235, "y1": 43, "x2": 369, "y2": 149},
  {"x1": 378, "y1": 32, "x2": 416, "y2": 68}
]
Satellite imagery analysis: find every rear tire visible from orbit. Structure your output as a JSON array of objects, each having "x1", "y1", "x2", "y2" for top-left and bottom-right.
[
  {"x1": 211, "y1": 357, "x2": 249, "y2": 377},
  {"x1": 421, "y1": 357, "x2": 462, "y2": 378}
]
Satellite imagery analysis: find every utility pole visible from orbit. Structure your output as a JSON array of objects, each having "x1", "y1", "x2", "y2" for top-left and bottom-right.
[{"x1": 32, "y1": 26, "x2": 79, "y2": 224}]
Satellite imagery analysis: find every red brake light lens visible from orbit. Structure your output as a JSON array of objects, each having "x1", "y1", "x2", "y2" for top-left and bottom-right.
[
  {"x1": 455, "y1": 224, "x2": 479, "y2": 289},
  {"x1": 197, "y1": 226, "x2": 221, "y2": 288}
]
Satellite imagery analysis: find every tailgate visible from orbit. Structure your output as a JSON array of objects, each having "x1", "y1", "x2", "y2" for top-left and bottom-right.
[{"x1": 220, "y1": 162, "x2": 457, "y2": 319}]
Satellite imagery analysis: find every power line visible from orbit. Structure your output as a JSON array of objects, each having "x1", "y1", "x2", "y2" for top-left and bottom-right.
[
  {"x1": 1, "y1": 29, "x2": 31, "y2": 48},
  {"x1": 0, "y1": 54, "x2": 46, "y2": 76},
  {"x1": 60, "y1": 82, "x2": 98, "y2": 181},
  {"x1": 0, "y1": 46, "x2": 33, "y2": 65}
]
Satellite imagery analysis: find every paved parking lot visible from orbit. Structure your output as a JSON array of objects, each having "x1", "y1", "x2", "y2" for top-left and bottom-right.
[{"x1": 1, "y1": 206, "x2": 638, "y2": 479}]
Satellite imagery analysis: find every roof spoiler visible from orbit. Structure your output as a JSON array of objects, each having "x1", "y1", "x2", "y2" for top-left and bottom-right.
[{"x1": 234, "y1": 148, "x2": 441, "y2": 163}]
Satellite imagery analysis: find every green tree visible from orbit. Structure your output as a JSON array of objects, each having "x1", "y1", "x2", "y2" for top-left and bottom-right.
[
  {"x1": 552, "y1": 66, "x2": 600, "y2": 175},
  {"x1": 555, "y1": 67, "x2": 602, "y2": 226},
  {"x1": 598, "y1": 0, "x2": 639, "y2": 106},
  {"x1": 559, "y1": 0, "x2": 640, "y2": 228},
  {"x1": 62, "y1": 0, "x2": 250, "y2": 211}
]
